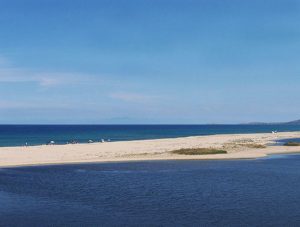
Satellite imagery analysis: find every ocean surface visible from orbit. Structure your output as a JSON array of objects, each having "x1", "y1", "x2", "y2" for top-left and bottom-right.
[
  {"x1": 2, "y1": 154, "x2": 300, "y2": 226},
  {"x1": 1, "y1": 124, "x2": 300, "y2": 147}
]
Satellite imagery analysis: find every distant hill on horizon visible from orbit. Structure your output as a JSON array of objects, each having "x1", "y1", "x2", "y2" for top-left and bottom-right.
[
  {"x1": 246, "y1": 119, "x2": 300, "y2": 125},
  {"x1": 283, "y1": 119, "x2": 300, "y2": 125}
]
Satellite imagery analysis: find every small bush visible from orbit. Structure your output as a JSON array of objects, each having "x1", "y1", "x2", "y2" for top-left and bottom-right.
[
  {"x1": 242, "y1": 143, "x2": 266, "y2": 149},
  {"x1": 170, "y1": 148, "x2": 227, "y2": 155},
  {"x1": 284, "y1": 142, "x2": 300, "y2": 146}
]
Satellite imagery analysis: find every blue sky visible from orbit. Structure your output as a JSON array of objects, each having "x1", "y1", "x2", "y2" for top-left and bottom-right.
[{"x1": 0, "y1": 0, "x2": 299, "y2": 124}]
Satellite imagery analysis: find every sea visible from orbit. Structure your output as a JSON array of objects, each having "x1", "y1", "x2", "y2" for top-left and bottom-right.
[
  {"x1": 1, "y1": 124, "x2": 300, "y2": 226},
  {"x1": 1, "y1": 124, "x2": 300, "y2": 147}
]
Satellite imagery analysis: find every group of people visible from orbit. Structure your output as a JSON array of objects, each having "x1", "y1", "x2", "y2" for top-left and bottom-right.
[
  {"x1": 24, "y1": 139, "x2": 111, "y2": 147},
  {"x1": 45, "y1": 139, "x2": 110, "y2": 145}
]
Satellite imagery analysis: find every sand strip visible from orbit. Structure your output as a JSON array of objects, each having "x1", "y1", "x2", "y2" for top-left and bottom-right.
[{"x1": 0, "y1": 131, "x2": 300, "y2": 168}]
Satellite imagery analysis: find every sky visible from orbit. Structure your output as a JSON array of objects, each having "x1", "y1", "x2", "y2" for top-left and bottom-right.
[{"x1": 0, "y1": 0, "x2": 300, "y2": 124}]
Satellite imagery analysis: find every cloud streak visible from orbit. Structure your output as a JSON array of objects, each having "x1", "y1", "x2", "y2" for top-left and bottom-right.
[
  {"x1": 109, "y1": 92, "x2": 160, "y2": 103},
  {"x1": 0, "y1": 55, "x2": 116, "y2": 88},
  {"x1": 0, "y1": 68, "x2": 105, "y2": 87}
]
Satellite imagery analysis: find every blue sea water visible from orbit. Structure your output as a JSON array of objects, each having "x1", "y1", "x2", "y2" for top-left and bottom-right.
[
  {"x1": 2, "y1": 155, "x2": 300, "y2": 226},
  {"x1": 1, "y1": 124, "x2": 300, "y2": 147}
]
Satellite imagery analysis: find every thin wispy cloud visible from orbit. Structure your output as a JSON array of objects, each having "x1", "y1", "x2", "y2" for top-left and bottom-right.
[
  {"x1": 109, "y1": 92, "x2": 160, "y2": 103},
  {"x1": 0, "y1": 100, "x2": 73, "y2": 109},
  {"x1": 0, "y1": 69, "x2": 99, "y2": 87},
  {"x1": 0, "y1": 67, "x2": 60, "y2": 87},
  {"x1": 0, "y1": 56, "x2": 113, "y2": 88}
]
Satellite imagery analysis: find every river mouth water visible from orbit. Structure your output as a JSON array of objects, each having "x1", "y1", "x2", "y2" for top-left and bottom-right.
[
  {"x1": 274, "y1": 138, "x2": 300, "y2": 146},
  {"x1": 1, "y1": 154, "x2": 300, "y2": 226}
]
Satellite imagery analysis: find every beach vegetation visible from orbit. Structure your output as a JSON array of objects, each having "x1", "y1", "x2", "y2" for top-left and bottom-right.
[
  {"x1": 170, "y1": 148, "x2": 227, "y2": 155},
  {"x1": 241, "y1": 143, "x2": 266, "y2": 149},
  {"x1": 223, "y1": 143, "x2": 266, "y2": 149},
  {"x1": 284, "y1": 142, "x2": 300, "y2": 146}
]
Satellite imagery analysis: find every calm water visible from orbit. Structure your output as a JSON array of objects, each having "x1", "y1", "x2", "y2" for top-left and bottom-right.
[
  {"x1": 1, "y1": 124, "x2": 300, "y2": 147},
  {"x1": 277, "y1": 138, "x2": 300, "y2": 144},
  {"x1": 2, "y1": 155, "x2": 300, "y2": 226}
]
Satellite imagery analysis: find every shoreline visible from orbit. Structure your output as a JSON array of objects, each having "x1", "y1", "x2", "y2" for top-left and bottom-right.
[
  {"x1": 2, "y1": 153, "x2": 298, "y2": 169},
  {"x1": 1, "y1": 131, "x2": 300, "y2": 168}
]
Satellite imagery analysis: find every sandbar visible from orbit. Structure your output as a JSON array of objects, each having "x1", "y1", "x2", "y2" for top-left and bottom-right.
[{"x1": 0, "y1": 131, "x2": 300, "y2": 168}]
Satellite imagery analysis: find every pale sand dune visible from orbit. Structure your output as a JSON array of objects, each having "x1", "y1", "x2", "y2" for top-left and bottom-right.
[{"x1": 0, "y1": 131, "x2": 300, "y2": 168}]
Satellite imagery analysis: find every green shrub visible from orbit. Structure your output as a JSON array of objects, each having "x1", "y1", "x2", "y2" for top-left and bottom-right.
[
  {"x1": 242, "y1": 143, "x2": 266, "y2": 149},
  {"x1": 284, "y1": 142, "x2": 300, "y2": 146},
  {"x1": 170, "y1": 148, "x2": 227, "y2": 155}
]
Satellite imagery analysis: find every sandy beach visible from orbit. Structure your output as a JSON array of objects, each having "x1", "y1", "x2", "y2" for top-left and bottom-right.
[{"x1": 0, "y1": 131, "x2": 300, "y2": 168}]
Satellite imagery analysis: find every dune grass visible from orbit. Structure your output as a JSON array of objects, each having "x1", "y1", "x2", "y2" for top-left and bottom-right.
[
  {"x1": 224, "y1": 143, "x2": 266, "y2": 149},
  {"x1": 241, "y1": 143, "x2": 266, "y2": 149},
  {"x1": 284, "y1": 142, "x2": 300, "y2": 146},
  {"x1": 170, "y1": 148, "x2": 227, "y2": 155}
]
